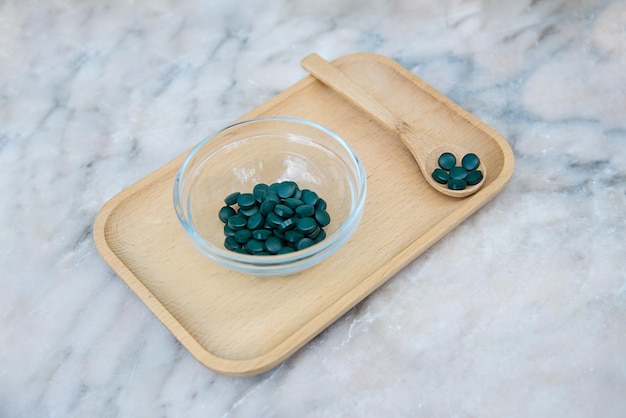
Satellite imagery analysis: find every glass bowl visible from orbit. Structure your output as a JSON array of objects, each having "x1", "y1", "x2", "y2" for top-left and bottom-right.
[{"x1": 173, "y1": 116, "x2": 367, "y2": 276}]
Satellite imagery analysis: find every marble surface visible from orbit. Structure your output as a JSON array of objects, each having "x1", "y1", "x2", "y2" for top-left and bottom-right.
[{"x1": 1, "y1": 0, "x2": 625, "y2": 416}]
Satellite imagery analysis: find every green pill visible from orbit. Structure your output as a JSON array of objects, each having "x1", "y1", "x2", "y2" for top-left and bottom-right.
[
  {"x1": 277, "y1": 247, "x2": 295, "y2": 254},
  {"x1": 224, "y1": 224, "x2": 236, "y2": 237},
  {"x1": 252, "y1": 229, "x2": 273, "y2": 240},
  {"x1": 227, "y1": 215, "x2": 247, "y2": 230},
  {"x1": 266, "y1": 212, "x2": 283, "y2": 227},
  {"x1": 247, "y1": 212, "x2": 264, "y2": 230},
  {"x1": 253, "y1": 183, "x2": 268, "y2": 202},
  {"x1": 461, "y1": 153, "x2": 480, "y2": 171},
  {"x1": 297, "y1": 217, "x2": 317, "y2": 234},
  {"x1": 264, "y1": 190, "x2": 281, "y2": 204},
  {"x1": 219, "y1": 206, "x2": 236, "y2": 223},
  {"x1": 315, "y1": 198, "x2": 327, "y2": 211},
  {"x1": 224, "y1": 236, "x2": 240, "y2": 251},
  {"x1": 259, "y1": 200, "x2": 276, "y2": 215},
  {"x1": 431, "y1": 168, "x2": 449, "y2": 184},
  {"x1": 306, "y1": 224, "x2": 321, "y2": 239},
  {"x1": 449, "y1": 166, "x2": 468, "y2": 180},
  {"x1": 268, "y1": 182, "x2": 280, "y2": 192},
  {"x1": 277, "y1": 181, "x2": 297, "y2": 198},
  {"x1": 224, "y1": 192, "x2": 240, "y2": 206},
  {"x1": 239, "y1": 205, "x2": 258, "y2": 217},
  {"x1": 438, "y1": 152, "x2": 456, "y2": 170},
  {"x1": 274, "y1": 204, "x2": 294, "y2": 218},
  {"x1": 264, "y1": 236, "x2": 283, "y2": 254},
  {"x1": 245, "y1": 239, "x2": 265, "y2": 254},
  {"x1": 285, "y1": 230, "x2": 304, "y2": 243},
  {"x1": 295, "y1": 204, "x2": 315, "y2": 217},
  {"x1": 234, "y1": 229, "x2": 252, "y2": 244},
  {"x1": 447, "y1": 178, "x2": 467, "y2": 190},
  {"x1": 278, "y1": 217, "x2": 297, "y2": 232},
  {"x1": 237, "y1": 193, "x2": 257, "y2": 209},
  {"x1": 273, "y1": 228, "x2": 285, "y2": 239},
  {"x1": 285, "y1": 198, "x2": 304, "y2": 209},
  {"x1": 314, "y1": 228, "x2": 326, "y2": 243},
  {"x1": 296, "y1": 237, "x2": 315, "y2": 251},
  {"x1": 301, "y1": 190, "x2": 319, "y2": 206},
  {"x1": 314, "y1": 209, "x2": 331, "y2": 227},
  {"x1": 465, "y1": 170, "x2": 484, "y2": 185}
]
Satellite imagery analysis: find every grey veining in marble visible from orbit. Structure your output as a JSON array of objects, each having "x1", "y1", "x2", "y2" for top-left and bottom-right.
[{"x1": 1, "y1": 0, "x2": 625, "y2": 417}]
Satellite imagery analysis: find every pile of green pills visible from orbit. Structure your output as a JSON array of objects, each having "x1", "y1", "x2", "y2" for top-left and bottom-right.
[
  {"x1": 218, "y1": 181, "x2": 331, "y2": 255},
  {"x1": 431, "y1": 152, "x2": 483, "y2": 190}
]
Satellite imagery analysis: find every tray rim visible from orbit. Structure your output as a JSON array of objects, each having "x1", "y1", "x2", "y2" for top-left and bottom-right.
[{"x1": 93, "y1": 52, "x2": 515, "y2": 376}]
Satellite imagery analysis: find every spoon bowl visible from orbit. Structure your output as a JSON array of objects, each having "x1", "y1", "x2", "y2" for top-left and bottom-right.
[
  {"x1": 423, "y1": 144, "x2": 487, "y2": 198},
  {"x1": 301, "y1": 53, "x2": 486, "y2": 198}
]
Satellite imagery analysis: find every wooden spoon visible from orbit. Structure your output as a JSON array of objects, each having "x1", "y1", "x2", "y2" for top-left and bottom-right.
[{"x1": 301, "y1": 53, "x2": 486, "y2": 198}]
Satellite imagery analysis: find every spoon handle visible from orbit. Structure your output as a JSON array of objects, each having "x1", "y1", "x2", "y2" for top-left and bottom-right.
[{"x1": 301, "y1": 53, "x2": 436, "y2": 161}]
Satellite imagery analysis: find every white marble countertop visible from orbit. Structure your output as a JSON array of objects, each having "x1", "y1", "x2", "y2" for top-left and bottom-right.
[{"x1": 2, "y1": 0, "x2": 625, "y2": 416}]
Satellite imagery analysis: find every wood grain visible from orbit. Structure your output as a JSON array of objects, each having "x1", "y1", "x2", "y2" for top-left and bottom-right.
[{"x1": 93, "y1": 53, "x2": 515, "y2": 376}]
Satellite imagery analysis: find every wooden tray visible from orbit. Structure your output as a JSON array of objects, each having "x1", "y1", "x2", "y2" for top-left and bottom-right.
[{"x1": 93, "y1": 53, "x2": 514, "y2": 377}]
